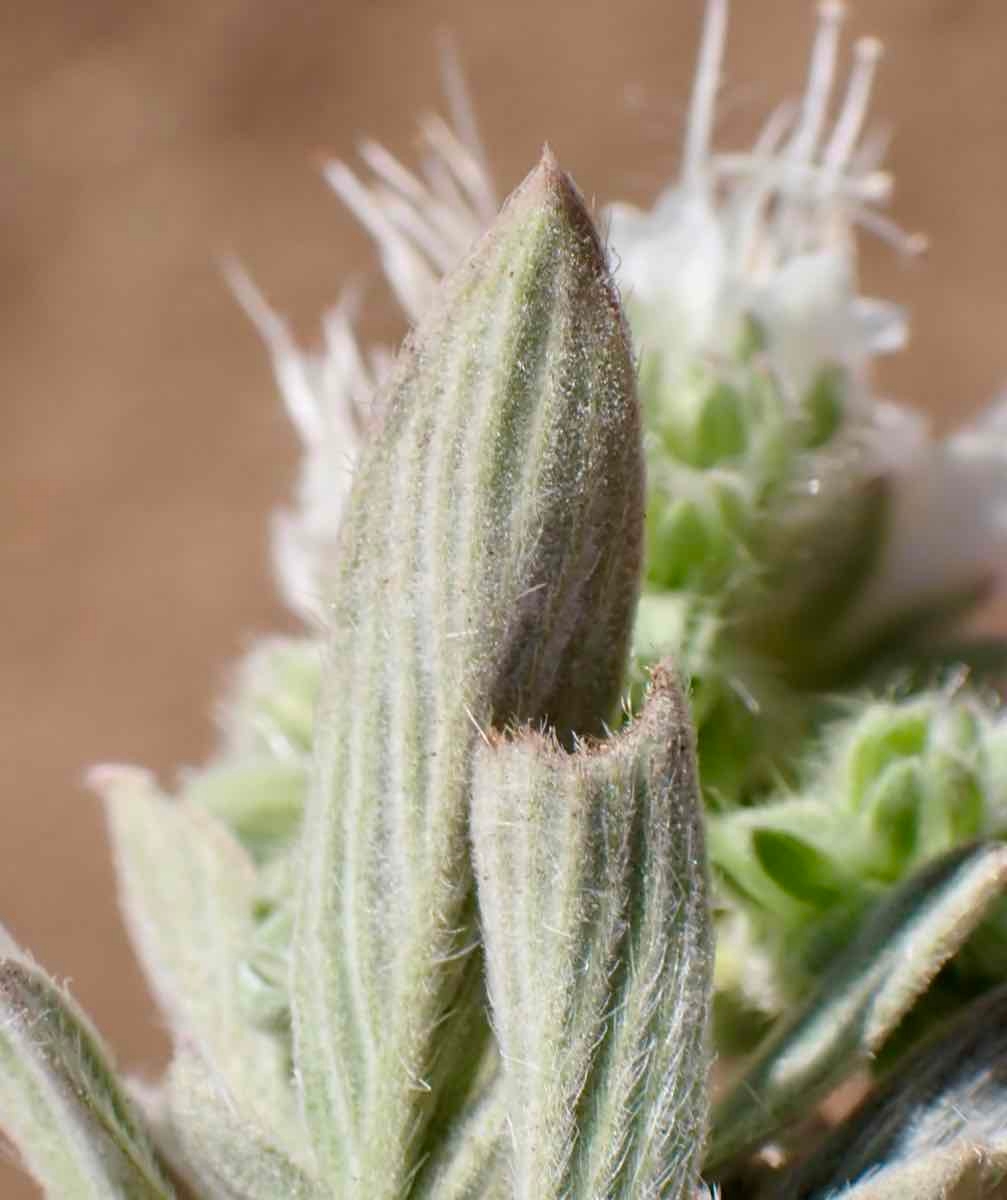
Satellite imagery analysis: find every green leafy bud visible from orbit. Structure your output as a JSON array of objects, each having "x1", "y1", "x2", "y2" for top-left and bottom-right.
[
  {"x1": 291, "y1": 148, "x2": 643, "y2": 1196},
  {"x1": 751, "y1": 828, "x2": 850, "y2": 910},
  {"x1": 846, "y1": 703, "x2": 931, "y2": 811},
  {"x1": 708, "y1": 799, "x2": 862, "y2": 922},
  {"x1": 708, "y1": 691, "x2": 1007, "y2": 1032},
  {"x1": 865, "y1": 760, "x2": 924, "y2": 873},
  {"x1": 647, "y1": 497, "x2": 729, "y2": 591}
]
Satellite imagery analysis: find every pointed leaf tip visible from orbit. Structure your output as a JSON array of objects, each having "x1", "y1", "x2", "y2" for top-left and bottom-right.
[{"x1": 507, "y1": 147, "x2": 622, "y2": 313}]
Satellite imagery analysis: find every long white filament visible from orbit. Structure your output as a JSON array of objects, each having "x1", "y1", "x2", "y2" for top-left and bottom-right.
[{"x1": 682, "y1": 0, "x2": 728, "y2": 191}]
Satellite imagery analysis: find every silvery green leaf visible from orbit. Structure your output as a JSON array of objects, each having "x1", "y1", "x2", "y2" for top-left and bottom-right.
[
  {"x1": 827, "y1": 1142, "x2": 1007, "y2": 1200},
  {"x1": 708, "y1": 841, "x2": 1007, "y2": 1174},
  {"x1": 123, "y1": 1077, "x2": 204, "y2": 1200},
  {"x1": 472, "y1": 666, "x2": 712, "y2": 1200},
  {"x1": 769, "y1": 983, "x2": 1007, "y2": 1199},
  {"x1": 408, "y1": 1074, "x2": 507, "y2": 1200},
  {"x1": 165, "y1": 1051, "x2": 316, "y2": 1200},
  {"x1": 94, "y1": 766, "x2": 304, "y2": 1159},
  {"x1": 291, "y1": 148, "x2": 642, "y2": 1196},
  {"x1": 0, "y1": 931, "x2": 174, "y2": 1199}
]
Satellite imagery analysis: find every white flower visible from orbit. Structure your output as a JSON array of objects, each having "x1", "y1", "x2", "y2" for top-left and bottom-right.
[
  {"x1": 226, "y1": 264, "x2": 385, "y2": 622},
  {"x1": 610, "y1": 0, "x2": 1007, "y2": 654},
  {"x1": 837, "y1": 395, "x2": 1007, "y2": 648},
  {"x1": 607, "y1": 0, "x2": 914, "y2": 407},
  {"x1": 241, "y1": 0, "x2": 1007, "y2": 656}
]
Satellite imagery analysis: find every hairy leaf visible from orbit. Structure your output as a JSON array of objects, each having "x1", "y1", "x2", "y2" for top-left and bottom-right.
[
  {"x1": 291, "y1": 148, "x2": 642, "y2": 1195},
  {"x1": 95, "y1": 766, "x2": 304, "y2": 1160},
  {"x1": 408, "y1": 1073, "x2": 507, "y2": 1200},
  {"x1": 829, "y1": 1142, "x2": 1007, "y2": 1200},
  {"x1": 166, "y1": 1052, "x2": 316, "y2": 1200},
  {"x1": 0, "y1": 933, "x2": 173, "y2": 1199},
  {"x1": 770, "y1": 983, "x2": 1007, "y2": 1198},
  {"x1": 472, "y1": 667, "x2": 712, "y2": 1200}
]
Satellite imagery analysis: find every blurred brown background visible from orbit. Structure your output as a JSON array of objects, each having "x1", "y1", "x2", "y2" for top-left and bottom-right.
[{"x1": 2, "y1": 0, "x2": 1005, "y2": 1192}]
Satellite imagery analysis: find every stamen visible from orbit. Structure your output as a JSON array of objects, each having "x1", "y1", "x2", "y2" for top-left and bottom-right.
[
  {"x1": 420, "y1": 115, "x2": 497, "y2": 223},
  {"x1": 223, "y1": 259, "x2": 326, "y2": 445},
  {"x1": 723, "y1": 104, "x2": 795, "y2": 269},
  {"x1": 772, "y1": 1, "x2": 845, "y2": 257},
  {"x1": 824, "y1": 36, "x2": 884, "y2": 174},
  {"x1": 375, "y1": 186, "x2": 459, "y2": 272},
  {"x1": 683, "y1": 0, "x2": 729, "y2": 188},
  {"x1": 324, "y1": 160, "x2": 438, "y2": 319},
  {"x1": 787, "y1": 1, "x2": 846, "y2": 168},
  {"x1": 750, "y1": 100, "x2": 797, "y2": 160},
  {"x1": 358, "y1": 138, "x2": 431, "y2": 205},
  {"x1": 419, "y1": 127, "x2": 474, "y2": 213},
  {"x1": 851, "y1": 206, "x2": 929, "y2": 257},
  {"x1": 852, "y1": 125, "x2": 893, "y2": 175},
  {"x1": 437, "y1": 32, "x2": 497, "y2": 220},
  {"x1": 715, "y1": 157, "x2": 890, "y2": 204}
]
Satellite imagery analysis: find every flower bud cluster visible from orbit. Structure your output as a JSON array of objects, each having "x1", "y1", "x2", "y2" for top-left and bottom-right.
[{"x1": 710, "y1": 688, "x2": 1007, "y2": 1025}]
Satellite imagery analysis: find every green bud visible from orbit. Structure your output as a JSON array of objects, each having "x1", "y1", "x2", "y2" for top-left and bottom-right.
[
  {"x1": 751, "y1": 828, "x2": 849, "y2": 909},
  {"x1": 845, "y1": 704, "x2": 930, "y2": 810},
  {"x1": 708, "y1": 690, "x2": 1007, "y2": 1043},
  {"x1": 656, "y1": 368, "x2": 748, "y2": 469},
  {"x1": 800, "y1": 363, "x2": 846, "y2": 448},
  {"x1": 920, "y1": 753, "x2": 984, "y2": 854},
  {"x1": 186, "y1": 761, "x2": 307, "y2": 863},
  {"x1": 647, "y1": 498, "x2": 720, "y2": 590},
  {"x1": 866, "y1": 760, "x2": 924, "y2": 874},
  {"x1": 221, "y1": 637, "x2": 322, "y2": 758}
]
